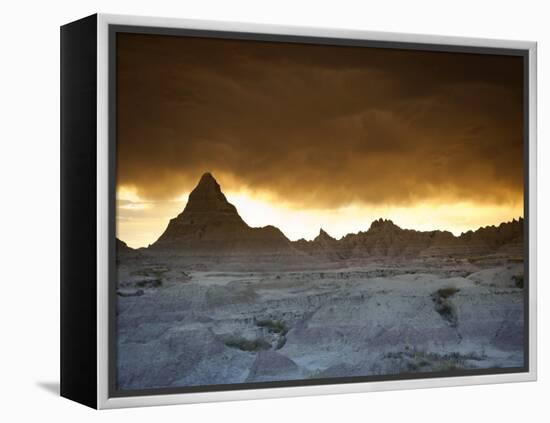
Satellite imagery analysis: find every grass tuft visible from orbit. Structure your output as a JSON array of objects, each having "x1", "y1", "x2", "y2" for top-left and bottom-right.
[
  {"x1": 256, "y1": 319, "x2": 289, "y2": 336},
  {"x1": 512, "y1": 274, "x2": 524, "y2": 289},
  {"x1": 432, "y1": 287, "x2": 459, "y2": 327},
  {"x1": 135, "y1": 278, "x2": 162, "y2": 288},
  {"x1": 436, "y1": 287, "x2": 460, "y2": 299},
  {"x1": 224, "y1": 336, "x2": 270, "y2": 352}
]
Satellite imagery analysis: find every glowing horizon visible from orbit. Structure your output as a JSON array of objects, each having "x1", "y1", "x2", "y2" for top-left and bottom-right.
[{"x1": 116, "y1": 186, "x2": 523, "y2": 249}]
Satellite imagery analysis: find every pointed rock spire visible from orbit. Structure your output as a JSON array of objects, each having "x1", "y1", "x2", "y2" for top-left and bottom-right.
[
  {"x1": 314, "y1": 228, "x2": 336, "y2": 243},
  {"x1": 183, "y1": 172, "x2": 238, "y2": 214},
  {"x1": 150, "y1": 172, "x2": 292, "y2": 252}
]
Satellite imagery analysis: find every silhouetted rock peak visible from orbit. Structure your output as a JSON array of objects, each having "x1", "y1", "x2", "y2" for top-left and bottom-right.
[
  {"x1": 369, "y1": 218, "x2": 401, "y2": 232},
  {"x1": 314, "y1": 228, "x2": 337, "y2": 243},
  {"x1": 116, "y1": 238, "x2": 134, "y2": 254},
  {"x1": 183, "y1": 172, "x2": 238, "y2": 215},
  {"x1": 196, "y1": 172, "x2": 217, "y2": 190},
  {"x1": 151, "y1": 172, "x2": 292, "y2": 253}
]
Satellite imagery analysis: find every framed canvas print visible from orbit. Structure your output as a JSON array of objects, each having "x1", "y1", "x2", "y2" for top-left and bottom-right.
[{"x1": 60, "y1": 14, "x2": 537, "y2": 409}]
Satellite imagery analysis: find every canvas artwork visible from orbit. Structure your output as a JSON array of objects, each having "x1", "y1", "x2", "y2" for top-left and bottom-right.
[{"x1": 114, "y1": 33, "x2": 526, "y2": 392}]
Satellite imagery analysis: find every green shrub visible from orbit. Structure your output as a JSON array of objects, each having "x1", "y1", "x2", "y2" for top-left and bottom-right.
[
  {"x1": 224, "y1": 336, "x2": 270, "y2": 352},
  {"x1": 437, "y1": 302, "x2": 455, "y2": 320},
  {"x1": 135, "y1": 278, "x2": 162, "y2": 288},
  {"x1": 256, "y1": 319, "x2": 289, "y2": 335},
  {"x1": 512, "y1": 274, "x2": 524, "y2": 289},
  {"x1": 276, "y1": 336, "x2": 287, "y2": 350},
  {"x1": 132, "y1": 267, "x2": 168, "y2": 277},
  {"x1": 432, "y1": 288, "x2": 459, "y2": 327},
  {"x1": 437, "y1": 287, "x2": 460, "y2": 299}
]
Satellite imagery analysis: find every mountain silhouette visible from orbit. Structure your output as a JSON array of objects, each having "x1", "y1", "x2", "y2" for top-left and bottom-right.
[
  {"x1": 297, "y1": 217, "x2": 523, "y2": 259},
  {"x1": 134, "y1": 172, "x2": 523, "y2": 260},
  {"x1": 151, "y1": 173, "x2": 292, "y2": 253},
  {"x1": 116, "y1": 238, "x2": 134, "y2": 254}
]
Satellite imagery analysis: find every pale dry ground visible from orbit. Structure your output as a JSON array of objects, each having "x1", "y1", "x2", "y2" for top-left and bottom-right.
[{"x1": 116, "y1": 257, "x2": 525, "y2": 390}]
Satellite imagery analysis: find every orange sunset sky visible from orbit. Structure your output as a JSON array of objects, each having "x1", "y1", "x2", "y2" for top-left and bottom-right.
[{"x1": 115, "y1": 33, "x2": 524, "y2": 248}]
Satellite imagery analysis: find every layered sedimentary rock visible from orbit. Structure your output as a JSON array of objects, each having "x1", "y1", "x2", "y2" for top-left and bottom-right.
[
  {"x1": 293, "y1": 218, "x2": 523, "y2": 260},
  {"x1": 295, "y1": 229, "x2": 345, "y2": 261},
  {"x1": 151, "y1": 173, "x2": 293, "y2": 254}
]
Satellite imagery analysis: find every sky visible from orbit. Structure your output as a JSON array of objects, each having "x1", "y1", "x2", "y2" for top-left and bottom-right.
[{"x1": 116, "y1": 32, "x2": 524, "y2": 248}]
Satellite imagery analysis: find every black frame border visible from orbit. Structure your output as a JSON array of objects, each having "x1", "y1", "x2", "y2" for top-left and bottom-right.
[
  {"x1": 60, "y1": 14, "x2": 98, "y2": 409},
  {"x1": 107, "y1": 24, "x2": 530, "y2": 399}
]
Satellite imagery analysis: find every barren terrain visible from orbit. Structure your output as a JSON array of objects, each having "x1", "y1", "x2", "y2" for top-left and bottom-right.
[{"x1": 116, "y1": 255, "x2": 524, "y2": 390}]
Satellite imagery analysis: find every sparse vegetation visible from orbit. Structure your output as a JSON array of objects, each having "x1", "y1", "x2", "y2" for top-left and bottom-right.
[
  {"x1": 437, "y1": 287, "x2": 460, "y2": 299},
  {"x1": 178, "y1": 271, "x2": 192, "y2": 283},
  {"x1": 135, "y1": 278, "x2": 162, "y2": 288},
  {"x1": 117, "y1": 289, "x2": 144, "y2": 297},
  {"x1": 224, "y1": 335, "x2": 270, "y2": 352},
  {"x1": 432, "y1": 287, "x2": 460, "y2": 327},
  {"x1": 131, "y1": 267, "x2": 169, "y2": 277},
  {"x1": 308, "y1": 368, "x2": 326, "y2": 379},
  {"x1": 276, "y1": 336, "x2": 287, "y2": 350},
  {"x1": 385, "y1": 351, "x2": 485, "y2": 373},
  {"x1": 512, "y1": 274, "x2": 524, "y2": 289},
  {"x1": 256, "y1": 319, "x2": 289, "y2": 335},
  {"x1": 437, "y1": 302, "x2": 454, "y2": 320}
]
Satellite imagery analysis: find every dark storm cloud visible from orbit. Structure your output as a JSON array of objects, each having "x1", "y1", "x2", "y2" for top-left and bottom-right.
[{"x1": 116, "y1": 33, "x2": 524, "y2": 208}]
